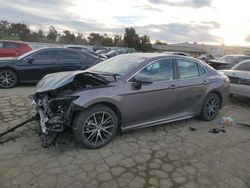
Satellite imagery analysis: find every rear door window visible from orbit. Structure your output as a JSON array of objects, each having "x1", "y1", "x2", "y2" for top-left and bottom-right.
[
  {"x1": 60, "y1": 50, "x2": 83, "y2": 60},
  {"x1": 0, "y1": 42, "x2": 3, "y2": 48},
  {"x1": 177, "y1": 59, "x2": 199, "y2": 79},
  {"x1": 3, "y1": 42, "x2": 21, "y2": 49}
]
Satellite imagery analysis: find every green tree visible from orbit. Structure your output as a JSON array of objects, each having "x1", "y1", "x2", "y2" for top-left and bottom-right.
[
  {"x1": 0, "y1": 20, "x2": 10, "y2": 38},
  {"x1": 47, "y1": 26, "x2": 58, "y2": 42},
  {"x1": 154, "y1": 39, "x2": 167, "y2": 45},
  {"x1": 59, "y1": 30, "x2": 76, "y2": 44},
  {"x1": 114, "y1": 34, "x2": 122, "y2": 46},
  {"x1": 124, "y1": 27, "x2": 139, "y2": 48},
  {"x1": 101, "y1": 33, "x2": 113, "y2": 46},
  {"x1": 75, "y1": 33, "x2": 87, "y2": 44},
  {"x1": 29, "y1": 32, "x2": 39, "y2": 42},
  {"x1": 87, "y1": 33, "x2": 103, "y2": 45},
  {"x1": 9, "y1": 23, "x2": 31, "y2": 41},
  {"x1": 136, "y1": 35, "x2": 152, "y2": 52}
]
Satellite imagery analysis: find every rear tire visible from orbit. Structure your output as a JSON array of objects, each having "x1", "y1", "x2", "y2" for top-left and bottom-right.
[
  {"x1": 73, "y1": 105, "x2": 118, "y2": 149},
  {"x1": 200, "y1": 93, "x2": 221, "y2": 121},
  {"x1": 0, "y1": 69, "x2": 18, "y2": 88}
]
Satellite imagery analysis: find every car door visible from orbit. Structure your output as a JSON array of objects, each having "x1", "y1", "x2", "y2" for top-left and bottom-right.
[
  {"x1": 174, "y1": 58, "x2": 208, "y2": 116},
  {"x1": 17, "y1": 49, "x2": 59, "y2": 82},
  {"x1": 56, "y1": 49, "x2": 87, "y2": 72},
  {"x1": 119, "y1": 58, "x2": 179, "y2": 127}
]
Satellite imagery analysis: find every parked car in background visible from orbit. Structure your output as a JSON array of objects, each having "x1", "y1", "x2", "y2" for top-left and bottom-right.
[
  {"x1": 66, "y1": 45, "x2": 107, "y2": 60},
  {"x1": 220, "y1": 60, "x2": 250, "y2": 98},
  {"x1": 33, "y1": 53, "x2": 230, "y2": 148},
  {"x1": 0, "y1": 40, "x2": 33, "y2": 58},
  {"x1": 93, "y1": 45, "x2": 108, "y2": 52},
  {"x1": 104, "y1": 50, "x2": 120, "y2": 58},
  {"x1": 0, "y1": 48, "x2": 102, "y2": 88},
  {"x1": 208, "y1": 55, "x2": 250, "y2": 70},
  {"x1": 95, "y1": 49, "x2": 110, "y2": 55},
  {"x1": 163, "y1": 51, "x2": 191, "y2": 56}
]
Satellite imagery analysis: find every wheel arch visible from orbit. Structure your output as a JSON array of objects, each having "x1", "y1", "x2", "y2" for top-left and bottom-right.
[
  {"x1": 72, "y1": 100, "x2": 123, "y2": 130},
  {"x1": 205, "y1": 89, "x2": 223, "y2": 109},
  {"x1": 87, "y1": 102, "x2": 123, "y2": 127},
  {"x1": 0, "y1": 67, "x2": 20, "y2": 83}
]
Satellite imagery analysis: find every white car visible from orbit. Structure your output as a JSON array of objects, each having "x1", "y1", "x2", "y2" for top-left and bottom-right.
[{"x1": 220, "y1": 60, "x2": 250, "y2": 97}]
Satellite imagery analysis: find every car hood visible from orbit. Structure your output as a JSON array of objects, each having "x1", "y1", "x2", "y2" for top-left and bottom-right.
[
  {"x1": 220, "y1": 70, "x2": 250, "y2": 79},
  {"x1": 35, "y1": 70, "x2": 110, "y2": 93},
  {"x1": 35, "y1": 70, "x2": 87, "y2": 93}
]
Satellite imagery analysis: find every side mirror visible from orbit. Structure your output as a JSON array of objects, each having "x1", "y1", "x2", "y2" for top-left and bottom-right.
[
  {"x1": 134, "y1": 76, "x2": 153, "y2": 84},
  {"x1": 132, "y1": 76, "x2": 153, "y2": 89},
  {"x1": 27, "y1": 58, "x2": 34, "y2": 64}
]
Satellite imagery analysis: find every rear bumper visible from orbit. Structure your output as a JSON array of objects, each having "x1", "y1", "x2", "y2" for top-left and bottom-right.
[{"x1": 230, "y1": 84, "x2": 250, "y2": 98}]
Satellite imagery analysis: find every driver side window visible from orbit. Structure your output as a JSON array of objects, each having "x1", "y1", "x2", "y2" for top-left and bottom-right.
[
  {"x1": 134, "y1": 59, "x2": 174, "y2": 82},
  {"x1": 31, "y1": 50, "x2": 58, "y2": 61}
]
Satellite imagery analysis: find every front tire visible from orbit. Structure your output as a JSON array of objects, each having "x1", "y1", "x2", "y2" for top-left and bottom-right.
[
  {"x1": 73, "y1": 105, "x2": 118, "y2": 149},
  {"x1": 0, "y1": 69, "x2": 18, "y2": 88},
  {"x1": 200, "y1": 93, "x2": 221, "y2": 121}
]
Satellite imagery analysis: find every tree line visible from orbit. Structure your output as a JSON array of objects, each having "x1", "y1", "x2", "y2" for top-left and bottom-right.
[{"x1": 0, "y1": 20, "x2": 168, "y2": 52}]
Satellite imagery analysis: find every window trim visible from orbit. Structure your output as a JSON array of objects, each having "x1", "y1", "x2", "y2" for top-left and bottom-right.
[
  {"x1": 127, "y1": 57, "x2": 176, "y2": 83},
  {"x1": 175, "y1": 58, "x2": 207, "y2": 80},
  {"x1": 3, "y1": 42, "x2": 21, "y2": 49}
]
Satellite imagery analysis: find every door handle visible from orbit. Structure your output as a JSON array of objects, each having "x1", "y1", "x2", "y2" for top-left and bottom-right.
[
  {"x1": 168, "y1": 85, "x2": 176, "y2": 89},
  {"x1": 203, "y1": 80, "x2": 209, "y2": 84}
]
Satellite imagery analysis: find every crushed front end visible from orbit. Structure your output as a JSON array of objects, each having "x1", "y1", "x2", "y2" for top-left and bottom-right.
[
  {"x1": 32, "y1": 71, "x2": 110, "y2": 147},
  {"x1": 32, "y1": 92, "x2": 80, "y2": 146}
]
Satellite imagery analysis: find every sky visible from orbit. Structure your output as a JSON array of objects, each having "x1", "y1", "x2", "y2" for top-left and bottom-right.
[{"x1": 1, "y1": 0, "x2": 250, "y2": 46}]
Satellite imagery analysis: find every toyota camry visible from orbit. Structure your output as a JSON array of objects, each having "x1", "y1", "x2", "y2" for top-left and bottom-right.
[{"x1": 33, "y1": 53, "x2": 230, "y2": 148}]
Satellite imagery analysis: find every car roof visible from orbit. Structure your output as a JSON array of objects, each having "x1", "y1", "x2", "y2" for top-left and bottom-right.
[
  {"x1": 123, "y1": 52, "x2": 193, "y2": 59},
  {"x1": 222, "y1": 54, "x2": 250, "y2": 57},
  {"x1": 0, "y1": 40, "x2": 28, "y2": 44}
]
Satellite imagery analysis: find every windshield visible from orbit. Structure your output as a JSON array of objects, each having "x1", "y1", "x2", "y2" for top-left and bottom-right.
[
  {"x1": 88, "y1": 54, "x2": 147, "y2": 77},
  {"x1": 218, "y1": 56, "x2": 239, "y2": 64}
]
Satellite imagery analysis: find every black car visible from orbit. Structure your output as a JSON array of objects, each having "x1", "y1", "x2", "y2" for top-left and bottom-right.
[
  {"x1": 66, "y1": 45, "x2": 107, "y2": 60},
  {"x1": 0, "y1": 48, "x2": 102, "y2": 88},
  {"x1": 208, "y1": 55, "x2": 250, "y2": 70}
]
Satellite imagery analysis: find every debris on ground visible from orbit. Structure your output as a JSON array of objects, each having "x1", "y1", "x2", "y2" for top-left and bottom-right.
[
  {"x1": 189, "y1": 127, "x2": 197, "y2": 131},
  {"x1": 209, "y1": 128, "x2": 226, "y2": 134},
  {"x1": 0, "y1": 115, "x2": 38, "y2": 138},
  {"x1": 220, "y1": 116, "x2": 235, "y2": 125},
  {"x1": 209, "y1": 116, "x2": 250, "y2": 134}
]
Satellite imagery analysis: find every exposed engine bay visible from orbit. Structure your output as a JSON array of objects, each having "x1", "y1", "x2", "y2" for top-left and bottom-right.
[{"x1": 32, "y1": 71, "x2": 112, "y2": 146}]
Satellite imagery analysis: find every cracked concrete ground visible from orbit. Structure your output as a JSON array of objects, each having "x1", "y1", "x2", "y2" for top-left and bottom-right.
[{"x1": 0, "y1": 86, "x2": 250, "y2": 188}]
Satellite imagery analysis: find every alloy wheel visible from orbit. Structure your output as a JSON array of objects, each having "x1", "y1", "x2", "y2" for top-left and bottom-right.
[
  {"x1": 0, "y1": 70, "x2": 17, "y2": 88},
  {"x1": 82, "y1": 111, "x2": 114, "y2": 146},
  {"x1": 204, "y1": 95, "x2": 220, "y2": 119}
]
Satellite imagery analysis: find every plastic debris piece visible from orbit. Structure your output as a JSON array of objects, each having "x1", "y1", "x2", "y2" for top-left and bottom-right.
[
  {"x1": 219, "y1": 116, "x2": 235, "y2": 125},
  {"x1": 209, "y1": 128, "x2": 221, "y2": 134},
  {"x1": 189, "y1": 127, "x2": 197, "y2": 131}
]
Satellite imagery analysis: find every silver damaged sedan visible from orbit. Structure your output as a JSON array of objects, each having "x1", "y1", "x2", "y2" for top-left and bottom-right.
[{"x1": 33, "y1": 53, "x2": 230, "y2": 148}]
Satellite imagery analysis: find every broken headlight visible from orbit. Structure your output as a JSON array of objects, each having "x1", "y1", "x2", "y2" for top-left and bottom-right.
[{"x1": 47, "y1": 96, "x2": 79, "y2": 114}]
